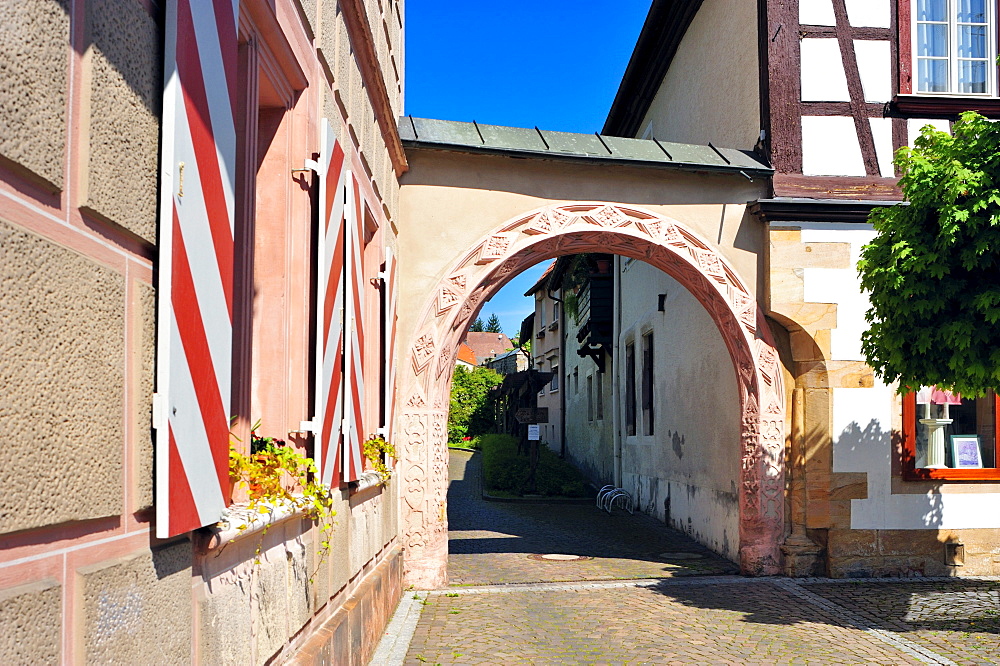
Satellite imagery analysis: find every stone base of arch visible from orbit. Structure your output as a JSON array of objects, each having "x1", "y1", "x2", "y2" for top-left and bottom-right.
[{"x1": 397, "y1": 204, "x2": 786, "y2": 588}]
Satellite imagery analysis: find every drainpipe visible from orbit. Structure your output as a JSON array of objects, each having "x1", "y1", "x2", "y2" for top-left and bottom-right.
[
  {"x1": 548, "y1": 287, "x2": 567, "y2": 458},
  {"x1": 612, "y1": 255, "x2": 622, "y2": 487}
]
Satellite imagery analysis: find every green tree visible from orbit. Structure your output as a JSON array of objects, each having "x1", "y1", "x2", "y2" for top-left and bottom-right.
[
  {"x1": 859, "y1": 111, "x2": 1000, "y2": 396},
  {"x1": 485, "y1": 313, "x2": 503, "y2": 333},
  {"x1": 448, "y1": 366, "x2": 503, "y2": 442},
  {"x1": 469, "y1": 317, "x2": 485, "y2": 332}
]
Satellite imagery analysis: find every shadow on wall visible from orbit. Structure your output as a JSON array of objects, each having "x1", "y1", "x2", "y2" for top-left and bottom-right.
[{"x1": 836, "y1": 418, "x2": 944, "y2": 530}]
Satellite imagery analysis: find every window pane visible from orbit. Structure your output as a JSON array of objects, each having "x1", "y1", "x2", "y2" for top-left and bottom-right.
[
  {"x1": 918, "y1": 58, "x2": 949, "y2": 92},
  {"x1": 917, "y1": 23, "x2": 949, "y2": 57},
  {"x1": 959, "y1": 60, "x2": 988, "y2": 92},
  {"x1": 958, "y1": 0, "x2": 986, "y2": 22},
  {"x1": 917, "y1": 0, "x2": 947, "y2": 21},
  {"x1": 914, "y1": 389, "x2": 996, "y2": 468},
  {"x1": 958, "y1": 25, "x2": 986, "y2": 58}
]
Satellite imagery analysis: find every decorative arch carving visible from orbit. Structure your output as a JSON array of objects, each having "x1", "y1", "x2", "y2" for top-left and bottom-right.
[{"x1": 398, "y1": 203, "x2": 786, "y2": 588}]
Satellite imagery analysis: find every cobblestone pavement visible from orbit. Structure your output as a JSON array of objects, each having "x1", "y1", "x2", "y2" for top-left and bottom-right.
[
  {"x1": 388, "y1": 451, "x2": 1000, "y2": 665},
  {"x1": 446, "y1": 450, "x2": 737, "y2": 586}
]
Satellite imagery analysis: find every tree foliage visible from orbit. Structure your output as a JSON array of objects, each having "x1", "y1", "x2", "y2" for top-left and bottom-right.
[
  {"x1": 448, "y1": 366, "x2": 502, "y2": 442},
  {"x1": 469, "y1": 317, "x2": 485, "y2": 332},
  {"x1": 485, "y1": 313, "x2": 503, "y2": 333},
  {"x1": 859, "y1": 112, "x2": 1000, "y2": 396}
]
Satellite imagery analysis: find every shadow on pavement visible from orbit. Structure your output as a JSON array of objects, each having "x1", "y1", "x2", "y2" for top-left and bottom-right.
[{"x1": 446, "y1": 449, "x2": 738, "y2": 585}]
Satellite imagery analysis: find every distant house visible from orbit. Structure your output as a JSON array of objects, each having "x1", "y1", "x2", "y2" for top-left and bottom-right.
[
  {"x1": 485, "y1": 347, "x2": 530, "y2": 375},
  {"x1": 456, "y1": 343, "x2": 477, "y2": 369},
  {"x1": 525, "y1": 260, "x2": 563, "y2": 452},
  {"x1": 463, "y1": 331, "x2": 513, "y2": 367}
]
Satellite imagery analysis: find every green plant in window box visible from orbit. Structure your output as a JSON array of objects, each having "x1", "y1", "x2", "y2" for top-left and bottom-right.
[
  {"x1": 228, "y1": 420, "x2": 335, "y2": 566},
  {"x1": 362, "y1": 434, "x2": 397, "y2": 482}
]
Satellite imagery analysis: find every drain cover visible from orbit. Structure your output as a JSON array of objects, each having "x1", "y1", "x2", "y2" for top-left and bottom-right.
[
  {"x1": 657, "y1": 552, "x2": 704, "y2": 560},
  {"x1": 528, "y1": 553, "x2": 590, "y2": 561}
]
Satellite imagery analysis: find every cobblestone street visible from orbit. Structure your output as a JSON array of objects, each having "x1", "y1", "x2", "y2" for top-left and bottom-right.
[{"x1": 372, "y1": 450, "x2": 1000, "y2": 665}]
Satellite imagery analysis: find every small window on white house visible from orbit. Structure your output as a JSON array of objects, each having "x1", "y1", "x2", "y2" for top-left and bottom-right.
[
  {"x1": 641, "y1": 332, "x2": 654, "y2": 435},
  {"x1": 915, "y1": 0, "x2": 995, "y2": 94},
  {"x1": 596, "y1": 371, "x2": 604, "y2": 420},
  {"x1": 587, "y1": 375, "x2": 594, "y2": 421}
]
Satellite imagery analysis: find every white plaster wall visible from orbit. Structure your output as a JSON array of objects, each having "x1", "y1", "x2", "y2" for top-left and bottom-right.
[
  {"x1": 845, "y1": 0, "x2": 890, "y2": 28},
  {"x1": 908, "y1": 118, "x2": 951, "y2": 146},
  {"x1": 801, "y1": 116, "x2": 866, "y2": 176},
  {"x1": 869, "y1": 118, "x2": 895, "y2": 178},
  {"x1": 801, "y1": 39, "x2": 850, "y2": 101},
  {"x1": 800, "y1": 0, "x2": 835, "y2": 26},
  {"x1": 563, "y1": 309, "x2": 614, "y2": 484},
  {"x1": 786, "y1": 223, "x2": 1000, "y2": 530},
  {"x1": 617, "y1": 259, "x2": 741, "y2": 562}
]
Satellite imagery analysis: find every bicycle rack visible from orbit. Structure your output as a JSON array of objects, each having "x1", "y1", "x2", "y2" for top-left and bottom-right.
[{"x1": 596, "y1": 485, "x2": 634, "y2": 515}]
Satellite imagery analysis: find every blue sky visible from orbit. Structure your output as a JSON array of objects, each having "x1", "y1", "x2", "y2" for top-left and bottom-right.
[{"x1": 405, "y1": 0, "x2": 651, "y2": 335}]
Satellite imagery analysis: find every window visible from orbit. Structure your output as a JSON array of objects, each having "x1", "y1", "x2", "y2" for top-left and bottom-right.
[
  {"x1": 550, "y1": 365, "x2": 559, "y2": 392},
  {"x1": 552, "y1": 300, "x2": 560, "y2": 322},
  {"x1": 902, "y1": 388, "x2": 1000, "y2": 480},
  {"x1": 595, "y1": 371, "x2": 604, "y2": 420},
  {"x1": 914, "y1": 0, "x2": 995, "y2": 94},
  {"x1": 641, "y1": 332, "x2": 654, "y2": 435},
  {"x1": 625, "y1": 342, "x2": 636, "y2": 436},
  {"x1": 573, "y1": 367, "x2": 579, "y2": 394},
  {"x1": 587, "y1": 375, "x2": 594, "y2": 421}
]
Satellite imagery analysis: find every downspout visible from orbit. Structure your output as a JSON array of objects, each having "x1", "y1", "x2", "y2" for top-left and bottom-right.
[
  {"x1": 548, "y1": 286, "x2": 567, "y2": 458},
  {"x1": 612, "y1": 255, "x2": 622, "y2": 487}
]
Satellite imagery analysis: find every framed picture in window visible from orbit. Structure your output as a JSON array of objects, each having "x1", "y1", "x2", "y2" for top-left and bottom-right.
[{"x1": 950, "y1": 435, "x2": 984, "y2": 469}]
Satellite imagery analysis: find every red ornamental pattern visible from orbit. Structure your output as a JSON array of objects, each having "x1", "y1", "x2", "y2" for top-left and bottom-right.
[{"x1": 400, "y1": 203, "x2": 786, "y2": 581}]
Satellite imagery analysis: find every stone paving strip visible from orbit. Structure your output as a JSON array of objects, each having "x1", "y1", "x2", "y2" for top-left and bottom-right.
[
  {"x1": 382, "y1": 576, "x2": 955, "y2": 665},
  {"x1": 370, "y1": 450, "x2": 1000, "y2": 665}
]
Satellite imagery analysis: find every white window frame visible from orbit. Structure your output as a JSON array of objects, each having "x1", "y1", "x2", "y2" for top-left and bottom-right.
[{"x1": 913, "y1": 0, "x2": 997, "y2": 95}]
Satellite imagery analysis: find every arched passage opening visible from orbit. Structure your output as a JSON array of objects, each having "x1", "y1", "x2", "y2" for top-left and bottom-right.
[{"x1": 398, "y1": 203, "x2": 786, "y2": 588}]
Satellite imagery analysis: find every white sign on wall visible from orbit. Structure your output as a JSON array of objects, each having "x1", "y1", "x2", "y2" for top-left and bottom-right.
[{"x1": 527, "y1": 424, "x2": 540, "y2": 441}]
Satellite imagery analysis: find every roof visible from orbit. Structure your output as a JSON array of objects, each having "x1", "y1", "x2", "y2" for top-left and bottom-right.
[
  {"x1": 603, "y1": 0, "x2": 703, "y2": 137},
  {"x1": 524, "y1": 261, "x2": 556, "y2": 297},
  {"x1": 457, "y1": 343, "x2": 477, "y2": 365},
  {"x1": 399, "y1": 117, "x2": 771, "y2": 177},
  {"x1": 463, "y1": 332, "x2": 513, "y2": 363}
]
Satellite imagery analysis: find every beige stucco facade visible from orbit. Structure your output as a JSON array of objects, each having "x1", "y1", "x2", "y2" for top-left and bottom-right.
[
  {"x1": 637, "y1": 0, "x2": 760, "y2": 149},
  {"x1": 398, "y1": 149, "x2": 768, "y2": 361}
]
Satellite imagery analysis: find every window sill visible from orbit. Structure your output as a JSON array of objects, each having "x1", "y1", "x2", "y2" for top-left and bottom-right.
[
  {"x1": 203, "y1": 498, "x2": 304, "y2": 552},
  {"x1": 350, "y1": 470, "x2": 386, "y2": 493},
  {"x1": 891, "y1": 94, "x2": 1000, "y2": 119},
  {"x1": 903, "y1": 467, "x2": 1000, "y2": 482}
]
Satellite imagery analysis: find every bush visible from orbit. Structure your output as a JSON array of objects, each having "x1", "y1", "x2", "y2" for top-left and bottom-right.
[
  {"x1": 479, "y1": 434, "x2": 589, "y2": 498},
  {"x1": 448, "y1": 366, "x2": 502, "y2": 443}
]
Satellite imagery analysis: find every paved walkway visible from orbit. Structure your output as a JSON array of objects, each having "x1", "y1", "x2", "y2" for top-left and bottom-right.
[{"x1": 373, "y1": 450, "x2": 1000, "y2": 665}]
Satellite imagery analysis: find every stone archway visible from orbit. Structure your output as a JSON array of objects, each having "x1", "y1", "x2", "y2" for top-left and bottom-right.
[{"x1": 398, "y1": 203, "x2": 785, "y2": 588}]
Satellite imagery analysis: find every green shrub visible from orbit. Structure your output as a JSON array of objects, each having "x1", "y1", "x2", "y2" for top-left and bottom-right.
[
  {"x1": 448, "y1": 366, "x2": 503, "y2": 443},
  {"x1": 479, "y1": 434, "x2": 589, "y2": 498}
]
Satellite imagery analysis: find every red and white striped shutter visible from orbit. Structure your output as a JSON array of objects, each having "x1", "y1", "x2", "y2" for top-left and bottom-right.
[
  {"x1": 313, "y1": 120, "x2": 347, "y2": 487},
  {"x1": 382, "y1": 248, "x2": 398, "y2": 442},
  {"x1": 154, "y1": 0, "x2": 239, "y2": 538},
  {"x1": 343, "y1": 179, "x2": 366, "y2": 481}
]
